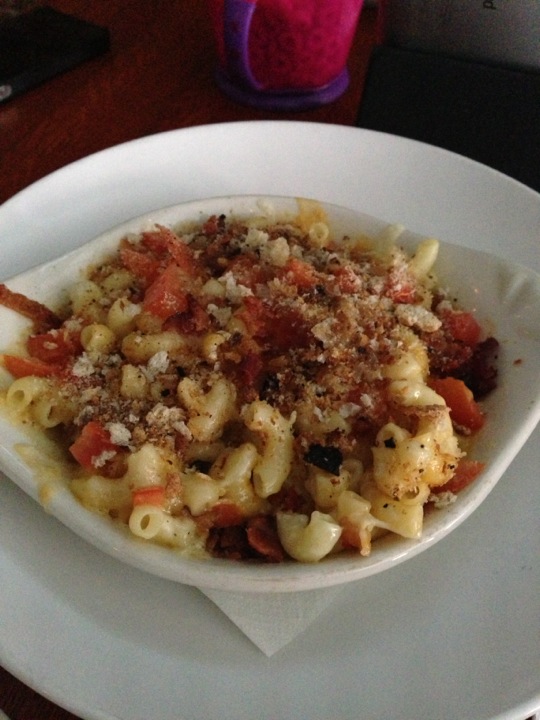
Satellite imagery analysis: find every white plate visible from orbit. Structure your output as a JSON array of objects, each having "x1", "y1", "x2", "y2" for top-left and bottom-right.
[{"x1": 0, "y1": 122, "x2": 539, "y2": 720}]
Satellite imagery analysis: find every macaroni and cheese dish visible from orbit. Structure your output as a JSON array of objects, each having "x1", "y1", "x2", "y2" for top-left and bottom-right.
[{"x1": 0, "y1": 209, "x2": 498, "y2": 563}]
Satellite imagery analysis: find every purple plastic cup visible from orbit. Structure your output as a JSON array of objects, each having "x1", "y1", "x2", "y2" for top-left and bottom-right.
[{"x1": 210, "y1": 0, "x2": 365, "y2": 111}]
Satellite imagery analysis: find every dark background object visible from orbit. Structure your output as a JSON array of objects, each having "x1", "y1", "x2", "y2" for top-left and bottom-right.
[
  {"x1": 0, "y1": 4, "x2": 110, "y2": 103},
  {"x1": 357, "y1": 44, "x2": 540, "y2": 192}
]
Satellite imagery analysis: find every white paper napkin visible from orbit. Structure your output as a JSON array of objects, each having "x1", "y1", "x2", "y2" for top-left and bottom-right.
[{"x1": 200, "y1": 585, "x2": 344, "y2": 656}]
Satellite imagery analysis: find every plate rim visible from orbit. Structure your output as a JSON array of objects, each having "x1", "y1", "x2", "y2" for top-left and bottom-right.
[{"x1": 1, "y1": 121, "x2": 539, "y2": 720}]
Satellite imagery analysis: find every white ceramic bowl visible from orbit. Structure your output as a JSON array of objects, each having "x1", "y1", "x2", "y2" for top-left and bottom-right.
[{"x1": 0, "y1": 195, "x2": 538, "y2": 593}]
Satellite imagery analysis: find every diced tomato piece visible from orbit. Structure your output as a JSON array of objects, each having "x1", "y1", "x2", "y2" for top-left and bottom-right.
[
  {"x1": 69, "y1": 421, "x2": 117, "y2": 470},
  {"x1": 436, "y1": 459, "x2": 485, "y2": 494},
  {"x1": 441, "y1": 310, "x2": 482, "y2": 346},
  {"x1": 142, "y1": 263, "x2": 189, "y2": 320},
  {"x1": 26, "y1": 327, "x2": 81, "y2": 364},
  {"x1": 119, "y1": 244, "x2": 161, "y2": 286},
  {"x1": 142, "y1": 226, "x2": 199, "y2": 277},
  {"x1": 132, "y1": 485, "x2": 166, "y2": 507},
  {"x1": 279, "y1": 257, "x2": 319, "y2": 290},
  {"x1": 2, "y1": 354, "x2": 61, "y2": 378},
  {"x1": 165, "y1": 238, "x2": 199, "y2": 277},
  {"x1": 429, "y1": 376, "x2": 485, "y2": 432},
  {"x1": 140, "y1": 228, "x2": 170, "y2": 254}
]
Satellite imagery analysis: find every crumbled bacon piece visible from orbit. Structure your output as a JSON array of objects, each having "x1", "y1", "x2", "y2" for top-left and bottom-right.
[
  {"x1": 163, "y1": 295, "x2": 210, "y2": 335},
  {"x1": 246, "y1": 515, "x2": 285, "y2": 563},
  {"x1": 0, "y1": 283, "x2": 62, "y2": 332},
  {"x1": 454, "y1": 336, "x2": 499, "y2": 398}
]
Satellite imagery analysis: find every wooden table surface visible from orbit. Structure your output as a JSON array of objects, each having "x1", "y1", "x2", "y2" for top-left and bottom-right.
[
  {"x1": 0, "y1": 2, "x2": 379, "y2": 718},
  {"x1": 0, "y1": 0, "x2": 379, "y2": 207}
]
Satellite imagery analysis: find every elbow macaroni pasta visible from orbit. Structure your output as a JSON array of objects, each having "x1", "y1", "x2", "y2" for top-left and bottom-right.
[
  {"x1": 0, "y1": 207, "x2": 495, "y2": 563},
  {"x1": 178, "y1": 377, "x2": 237, "y2": 442},
  {"x1": 242, "y1": 400, "x2": 294, "y2": 499},
  {"x1": 7, "y1": 377, "x2": 74, "y2": 428}
]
